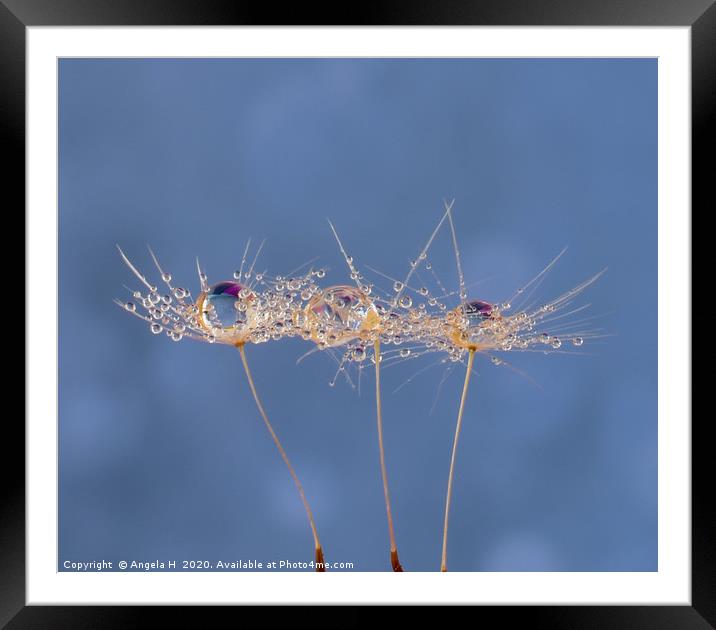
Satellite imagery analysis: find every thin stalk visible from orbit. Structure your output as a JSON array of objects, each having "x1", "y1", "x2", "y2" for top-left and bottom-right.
[
  {"x1": 237, "y1": 343, "x2": 325, "y2": 571},
  {"x1": 440, "y1": 348, "x2": 476, "y2": 572},
  {"x1": 374, "y1": 339, "x2": 404, "y2": 571}
]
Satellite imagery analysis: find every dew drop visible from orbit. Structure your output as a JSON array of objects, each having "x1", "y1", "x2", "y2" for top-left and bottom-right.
[
  {"x1": 393, "y1": 281, "x2": 404, "y2": 292},
  {"x1": 151, "y1": 323, "x2": 163, "y2": 335},
  {"x1": 550, "y1": 337, "x2": 562, "y2": 349},
  {"x1": 124, "y1": 302, "x2": 136, "y2": 312},
  {"x1": 400, "y1": 349, "x2": 411, "y2": 358},
  {"x1": 572, "y1": 337, "x2": 584, "y2": 347},
  {"x1": 399, "y1": 295, "x2": 412, "y2": 309}
]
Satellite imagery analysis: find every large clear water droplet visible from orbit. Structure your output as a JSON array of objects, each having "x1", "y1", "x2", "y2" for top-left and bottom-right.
[{"x1": 200, "y1": 281, "x2": 252, "y2": 331}]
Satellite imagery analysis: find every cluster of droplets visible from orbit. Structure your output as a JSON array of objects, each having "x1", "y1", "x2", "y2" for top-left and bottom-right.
[
  {"x1": 438, "y1": 298, "x2": 588, "y2": 358},
  {"x1": 116, "y1": 246, "x2": 327, "y2": 348},
  {"x1": 117, "y1": 232, "x2": 601, "y2": 387},
  {"x1": 287, "y1": 240, "x2": 602, "y2": 386}
]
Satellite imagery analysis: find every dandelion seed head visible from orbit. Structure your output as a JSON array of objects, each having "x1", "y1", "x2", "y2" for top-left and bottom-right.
[{"x1": 117, "y1": 243, "x2": 322, "y2": 348}]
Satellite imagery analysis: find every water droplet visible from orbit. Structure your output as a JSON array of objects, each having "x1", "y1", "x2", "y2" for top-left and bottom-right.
[
  {"x1": 399, "y1": 295, "x2": 412, "y2": 309},
  {"x1": 124, "y1": 302, "x2": 136, "y2": 312},
  {"x1": 306, "y1": 286, "x2": 377, "y2": 347},
  {"x1": 151, "y1": 323, "x2": 163, "y2": 335},
  {"x1": 572, "y1": 337, "x2": 584, "y2": 346},
  {"x1": 201, "y1": 281, "x2": 252, "y2": 331},
  {"x1": 491, "y1": 356, "x2": 502, "y2": 366},
  {"x1": 162, "y1": 272, "x2": 172, "y2": 283},
  {"x1": 550, "y1": 337, "x2": 562, "y2": 349},
  {"x1": 400, "y1": 349, "x2": 411, "y2": 358},
  {"x1": 393, "y1": 281, "x2": 404, "y2": 292}
]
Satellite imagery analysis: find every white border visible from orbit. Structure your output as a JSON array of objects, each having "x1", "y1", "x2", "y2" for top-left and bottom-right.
[{"x1": 27, "y1": 27, "x2": 691, "y2": 605}]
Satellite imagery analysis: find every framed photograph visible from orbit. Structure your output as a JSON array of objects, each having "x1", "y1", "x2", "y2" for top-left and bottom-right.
[{"x1": 10, "y1": 0, "x2": 704, "y2": 623}]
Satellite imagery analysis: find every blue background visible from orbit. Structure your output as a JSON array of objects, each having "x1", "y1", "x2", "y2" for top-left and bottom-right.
[{"x1": 59, "y1": 58, "x2": 657, "y2": 572}]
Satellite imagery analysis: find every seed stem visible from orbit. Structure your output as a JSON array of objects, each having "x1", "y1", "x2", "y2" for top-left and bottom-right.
[
  {"x1": 237, "y1": 344, "x2": 325, "y2": 571},
  {"x1": 374, "y1": 339, "x2": 403, "y2": 571},
  {"x1": 441, "y1": 347, "x2": 475, "y2": 572}
]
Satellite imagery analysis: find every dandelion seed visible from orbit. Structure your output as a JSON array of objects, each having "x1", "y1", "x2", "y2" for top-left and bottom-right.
[
  {"x1": 117, "y1": 243, "x2": 326, "y2": 571},
  {"x1": 419, "y1": 202, "x2": 607, "y2": 572}
]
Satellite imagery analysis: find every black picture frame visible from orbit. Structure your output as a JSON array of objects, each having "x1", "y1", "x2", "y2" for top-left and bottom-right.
[{"x1": 8, "y1": 0, "x2": 704, "y2": 624}]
